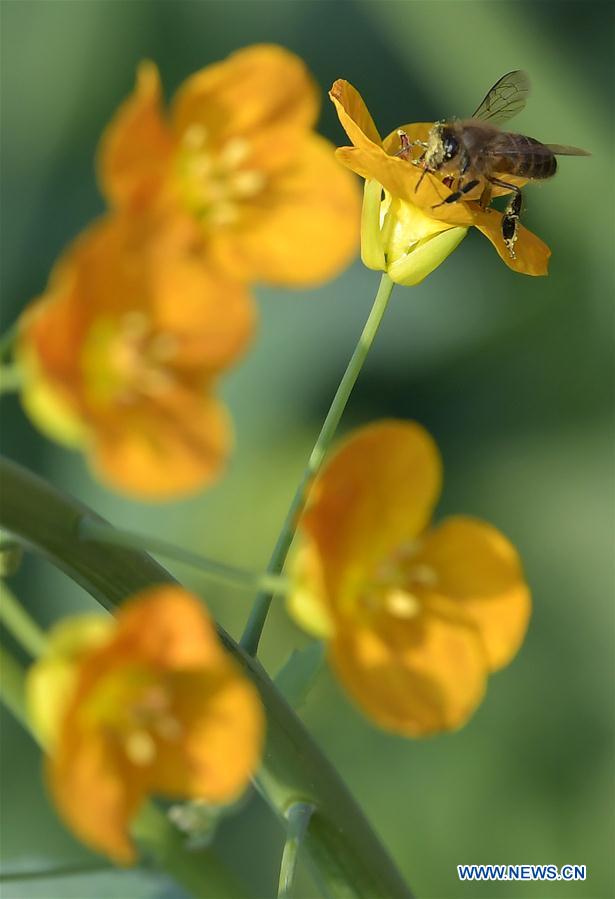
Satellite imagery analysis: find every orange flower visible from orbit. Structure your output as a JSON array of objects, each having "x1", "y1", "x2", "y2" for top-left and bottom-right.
[
  {"x1": 288, "y1": 422, "x2": 531, "y2": 736},
  {"x1": 17, "y1": 213, "x2": 255, "y2": 499},
  {"x1": 26, "y1": 586, "x2": 264, "y2": 863},
  {"x1": 330, "y1": 80, "x2": 550, "y2": 278},
  {"x1": 99, "y1": 46, "x2": 360, "y2": 287}
]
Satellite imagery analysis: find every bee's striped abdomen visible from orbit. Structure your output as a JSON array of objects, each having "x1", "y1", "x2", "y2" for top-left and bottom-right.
[{"x1": 490, "y1": 133, "x2": 557, "y2": 180}]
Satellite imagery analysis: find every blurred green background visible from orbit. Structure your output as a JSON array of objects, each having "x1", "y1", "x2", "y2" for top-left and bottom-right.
[{"x1": 1, "y1": 1, "x2": 613, "y2": 897}]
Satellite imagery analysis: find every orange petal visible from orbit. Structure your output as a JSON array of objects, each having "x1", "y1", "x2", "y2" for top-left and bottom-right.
[
  {"x1": 150, "y1": 217, "x2": 256, "y2": 369},
  {"x1": 110, "y1": 586, "x2": 225, "y2": 668},
  {"x1": 91, "y1": 390, "x2": 231, "y2": 500},
  {"x1": 206, "y1": 135, "x2": 360, "y2": 286},
  {"x1": 329, "y1": 80, "x2": 381, "y2": 148},
  {"x1": 149, "y1": 667, "x2": 264, "y2": 802},
  {"x1": 473, "y1": 208, "x2": 550, "y2": 276},
  {"x1": 98, "y1": 62, "x2": 174, "y2": 211},
  {"x1": 418, "y1": 516, "x2": 531, "y2": 670},
  {"x1": 335, "y1": 146, "x2": 475, "y2": 227},
  {"x1": 331, "y1": 606, "x2": 487, "y2": 736},
  {"x1": 302, "y1": 421, "x2": 442, "y2": 598},
  {"x1": 171, "y1": 45, "x2": 318, "y2": 172},
  {"x1": 49, "y1": 727, "x2": 143, "y2": 864}
]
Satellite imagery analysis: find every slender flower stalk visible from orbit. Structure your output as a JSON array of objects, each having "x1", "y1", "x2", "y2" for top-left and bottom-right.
[
  {"x1": 78, "y1": 517, "x2": 288, "y2": 595},
  {"x1": 278, "y1": 802, "x2": 315, "y2": 898},
  {"x1": 240, "y1": 273, "x2": 395, "y2": 656}
]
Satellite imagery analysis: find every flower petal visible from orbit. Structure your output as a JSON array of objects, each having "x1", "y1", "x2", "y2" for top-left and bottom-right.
[
  {"x1": 331, "y1": 605, "x2": 487, "y2": 736},
  {"x1": 329, "y1": 80, "x2": 381, "y2": 149},
  {"x1": 418, "y1": 516, "x2": 531, "y2": 670},
  {"x1": 91, "y1": 390, "x2": 231, "y2": 500},
  {"x1": 172, "y1": 45, "x2": 319, "y2": 172},
  {"x1": 301, "y1": 421, "x2": 442, "y2": 599},
  {"x1": 388, "y1": 226, "x2": 467, "y2": 286},
  {"x1": 335, "y1": 146, "x2": 475, "y2": 226},
  {"x1": 473, "y1": 209, "x2": 551, "y2": 276},
  {"x1": 206, "y1": 135, "x2": 360, "y2": 286},
  {"x1": 49, "y1": 727, "x2": 144, "y2": 864},
  {"x1": 98, "y1": 62, "x2": 174, "y2": 211},
  {"x1": 147, "y1": 667, "x2": 264, "y2": 803}
]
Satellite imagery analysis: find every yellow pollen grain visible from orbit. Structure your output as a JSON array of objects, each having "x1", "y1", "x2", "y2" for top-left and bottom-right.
[
  {"x1": 125, "y1": 728, "x2": 157, "y2": 766},
  {"x1": 183, "y1": 124, "x2": 208, "y2": 150},
  {"x1": 386, "y1": 588, "x2": 420, "y2": 618}
]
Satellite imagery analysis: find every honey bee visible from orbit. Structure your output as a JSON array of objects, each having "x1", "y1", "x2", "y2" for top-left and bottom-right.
[{"x1": 397, "y1": 71, "x2": 590, "y2": 257}]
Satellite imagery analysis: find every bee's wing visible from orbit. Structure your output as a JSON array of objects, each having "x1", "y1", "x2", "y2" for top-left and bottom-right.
[
  {"x1": 546, "y1": 143, "x2": 591, "y2": 156},
  {"x1": 471, "y1": 70, "x2": 531, "y2": 125}
]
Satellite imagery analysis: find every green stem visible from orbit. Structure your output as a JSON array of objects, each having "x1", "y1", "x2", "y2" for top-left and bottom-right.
[
  {"x1": 0, "y1": 580, "x2": 48, "y2": 658},
  {"x1": 79, "y1": 518, "x2": 288, "y2": 596},
  {"x1": 240, "y1": 273, "x2": 395, "y2": 656},
  {"x1": 0, "y1": 640, "x2": 246, "y2": 899},
  {"x1": 1, "y1": 862, "x2": 112, "y2": 883},
  {"x1": 278, "y1": 802, "x2": 314, "y2": 898},
  {"x1": 0, "y1": 455, "x2": 413, "y2": 899}
]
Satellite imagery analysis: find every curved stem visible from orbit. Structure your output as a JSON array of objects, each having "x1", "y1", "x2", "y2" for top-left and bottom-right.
[
  {"x1": 278, "y1": 802, "x2": 315, "y2": 898},
  {"x1": 0, "y1": 363, "x2": 23, "y2": 395},
  {"x1": 0, "y1": 455, "x2": 413, "y2": 899},
  {"x1": 0, "y1": 580, "x2": 48, "y2": 658},
  {"x1": 0, "y1": 322, "x2": 18, "y2": 361},
  {"x1": 240, "y1": 273, "x2": 395, "y2": 656},
  {"x1": 78, "y1": 518, "x2": 288, "y2": 596}
]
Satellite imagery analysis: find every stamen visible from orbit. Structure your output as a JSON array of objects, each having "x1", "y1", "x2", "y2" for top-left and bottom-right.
[
  {"x1": 218, "y1": 138, "x2": 250, "y2": 169},
  {"x1": 209, "y1": 202, "x2": 239, "y2": 226},
  {"x1": 183, "y1": 124, "x2": 208, "y2": 150},
  {"x1": 125, "y1": 729, "x2": 156, "y2": 766},
  {"x1": 155, "y1": 715, "x2": 183, "y2": 741},
  {"x1": 121, "y1": 311, "x2": 150, "y2": 339},
  {"x1": 409, "y1": 564, "x2": 438, "y2": 588},
  {"x1": 149, "y1": 333, "x2": 178, "y2": 362},
  {"x1": 230, "y1": 170, "x2": 266, "y2": 197},
  {"x1": 385, "y1": 588, "x2": 420, "y2": 618}
]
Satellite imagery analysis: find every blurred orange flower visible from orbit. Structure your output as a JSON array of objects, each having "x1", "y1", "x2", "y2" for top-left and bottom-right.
[
  {"x1": 99, "y1": 46, "x2": 360, "y2": 287},
  {"x1": 330, "y1": 80, "x2": 551, "y2": 278},
  {"x1": 26, "y1": 586, "x2": 264, "y2": 864},
  {"x1": 288, "y1": 421, "x2": 531, "y2": 736},
  {"x1": 18, "y1": 213, "x2": 254, "y2": 499}
]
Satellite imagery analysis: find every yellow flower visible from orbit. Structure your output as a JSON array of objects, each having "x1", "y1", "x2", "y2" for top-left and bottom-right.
[
  {"x1": 18, "y1": 213, "x2": 255, "y2": 499},
  {"x1": 330, "y1": 80, "x2": 551, "y2": 278},
  {"x1": 99, "y1": 46, "x2": 361, "y2": 287},
  {"x1": 288, "y1": 421, "x2": 531, "y2": 736},
  {"x1": 26, "y1": 586, "x2": 264, "y2": 864}
]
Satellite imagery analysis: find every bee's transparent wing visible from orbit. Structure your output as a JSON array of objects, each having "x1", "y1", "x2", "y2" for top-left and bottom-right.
[
  {"x1": 471, "y1": 71, "x2": 531, "y2": 125},
  {"x1": 546, "y1": 143, "x2": 591, "y2": 156}
]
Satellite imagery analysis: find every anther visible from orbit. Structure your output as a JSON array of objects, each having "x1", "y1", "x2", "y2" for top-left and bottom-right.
[
  {"x1": 386, "y1": 589, "x2": 420, "y2": 618},
  {"x1": 125, "y1": 729, "x2": 156, "y2": 765}
]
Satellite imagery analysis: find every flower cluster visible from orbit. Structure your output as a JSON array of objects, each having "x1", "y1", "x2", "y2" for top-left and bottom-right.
[
  {"x1": 17, "y1": 47, "x2": 360, "y2": 498},
  {"x1": 27, "y1": 586, "x2": 263, "y2": 863}
]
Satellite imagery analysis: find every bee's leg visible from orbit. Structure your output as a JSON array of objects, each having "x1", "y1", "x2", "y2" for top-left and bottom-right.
[
  {"x1": 479, "y1": 183, "x2": 493, "y2": 210},
  {"x1": 488, "y1": 177, "x2": 523, "y2": 259},
  {"x1": 394, "y1": 130, "x2": 427, "y2": 161},
  {"x1": 432, "y1": 178, "x2": 480, "y2": 208}
]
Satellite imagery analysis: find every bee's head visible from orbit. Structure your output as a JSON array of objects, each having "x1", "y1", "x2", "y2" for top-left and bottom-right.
[{"x1": 424, "y1": 123, "x2": 460, "y2": 171}]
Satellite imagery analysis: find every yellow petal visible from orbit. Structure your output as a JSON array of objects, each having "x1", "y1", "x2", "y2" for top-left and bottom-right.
[
  {"x1": 205, "y1": 135, "x2": 360, "y2": 286},
  {"x1": 98, "y1": 62, "x2": 174, "y2": 210},
  {"x1": 360, "y1": 180, "x2": 386, "y2": 271},
  {"x1": 91, "y1": 390, "x2": 231, "y2": 500},
  {"x1": 331, "y1": 606, "x2": 487, "y2": 736},
  {"x1": 287, "y1": 542, "x2": 335, "y2": 639},
  {"x1": 172, "y1": 45, "x2": 319, "y2": 172},
  {"x1": 418, "y1": 516, "x2": 531, "y2": 670},
  {"x1": 473, "y1": 209, "x2": 551, "y2": 276},
  {"x1": 301, "y1": 421, "x2": 442, "y2": 598},
  {"x1": 329, "y1": 80, "x2": 381, "y2": 149}
]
